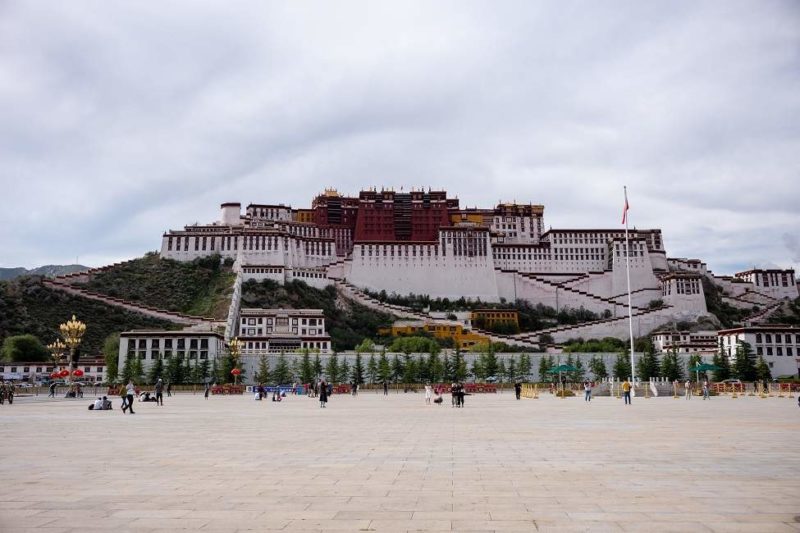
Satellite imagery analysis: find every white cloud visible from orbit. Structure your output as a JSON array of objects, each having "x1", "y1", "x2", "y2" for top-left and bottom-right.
[{"x1": 0, "y1": 0, "x2": 798, "y2": 275}]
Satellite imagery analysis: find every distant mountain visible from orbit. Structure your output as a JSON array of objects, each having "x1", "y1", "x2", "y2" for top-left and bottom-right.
[{"x1": 0, "y1": 264, "x2": 88, "y2": 281}]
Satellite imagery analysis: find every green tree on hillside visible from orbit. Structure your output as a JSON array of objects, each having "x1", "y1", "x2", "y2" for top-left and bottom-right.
[{"x1": 1, "y1": 334, "x2": 50, "y2": 362}]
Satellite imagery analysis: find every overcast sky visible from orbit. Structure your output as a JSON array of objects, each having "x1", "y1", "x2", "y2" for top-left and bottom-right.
[{"x1": 1, "y1": 1, "x2": 798, "y2": 275}]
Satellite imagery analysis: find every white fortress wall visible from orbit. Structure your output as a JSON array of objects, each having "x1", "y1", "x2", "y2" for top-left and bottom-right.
[{"x1": 347, "y1": 242, "x2": 500, "y2": 301}]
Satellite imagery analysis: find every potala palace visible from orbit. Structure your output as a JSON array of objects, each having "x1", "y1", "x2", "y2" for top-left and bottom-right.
[{"x1": 158, "y1": 188, "x2": 798, "y2": 347}]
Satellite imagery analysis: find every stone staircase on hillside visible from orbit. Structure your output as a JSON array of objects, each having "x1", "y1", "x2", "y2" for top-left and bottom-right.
[
  {"x1": 500, "y1": 269, "x2": 650, "y2": 314},
  {"x1": 332, "y1": 280, "x2": 542, "y2": 350},
  {"x1": 742, "y1": 301, "x2": 784, "y2": 326},
  {"x1": 43, "y1": 278, "x2": 218, "y2": 327},
  {"x1": 510, "y1": 303, "x2": 674, "y2": 343}
]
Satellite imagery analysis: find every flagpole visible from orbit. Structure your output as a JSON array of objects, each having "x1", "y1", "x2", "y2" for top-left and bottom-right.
[{"x1": 623, "y1": 186, "x2": 636, "y2": 383}]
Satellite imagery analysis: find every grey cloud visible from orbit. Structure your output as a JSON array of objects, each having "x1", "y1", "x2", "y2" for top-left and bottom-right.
[{"x1": 0, "y1": 0, "x2": 798, "y2": 275}]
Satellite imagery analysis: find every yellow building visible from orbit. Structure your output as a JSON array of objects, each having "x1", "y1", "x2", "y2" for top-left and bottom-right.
[
  {"x1": 378, "y1": 320, "x2": 489, "y2": 349},
  {"x1": 470, "y1": 309, "x2": 519, "y2": 329}
]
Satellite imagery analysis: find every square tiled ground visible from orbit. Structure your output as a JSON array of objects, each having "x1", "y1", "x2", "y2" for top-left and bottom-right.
[{"x1": 1, "y1": 389, "x2": 798, "y2": 532}]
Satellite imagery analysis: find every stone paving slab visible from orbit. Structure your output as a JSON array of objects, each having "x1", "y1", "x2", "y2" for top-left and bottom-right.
[{"x1": 1, "y1": 391, "x2": 799, "y2": 532}]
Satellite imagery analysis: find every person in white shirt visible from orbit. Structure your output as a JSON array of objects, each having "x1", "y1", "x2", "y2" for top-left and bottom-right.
[
  {"x1": 424, "y1": 384, "x2": 432, "y2": 404},
  {"x1": 93, "y1": 397, "x2": 103, "y2": 410},
  {"x1": 125, "y1": 381, "x2": 136, "y2": 414}
]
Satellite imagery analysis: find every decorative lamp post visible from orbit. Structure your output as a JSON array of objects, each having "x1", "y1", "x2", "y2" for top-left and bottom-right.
[
  {"x1": 59, "y1": 315, "x2": 86, "y2": 385},
  {"x1": 228, "y1": 337, "x2": 242, "y2": 384},
  {"x1": 47, "y1": 339, "x2": 67, "y2": 375}
]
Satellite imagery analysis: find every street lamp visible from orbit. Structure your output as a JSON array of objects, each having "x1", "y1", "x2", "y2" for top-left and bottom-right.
[
  {"x1": 228, "y1": 337, "x2": 242, "y2": 385},
  {"x1": 59, "y1": 315, "x2": 86, "y2": 385},
  {"x1": 47, "y1": 339, "x2": 67, "y2": 370}
]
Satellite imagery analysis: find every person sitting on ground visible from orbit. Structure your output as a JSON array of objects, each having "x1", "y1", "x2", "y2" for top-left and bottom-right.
[
  {"x1": 91, "y1": 397, "x2": 103, "y2": 410},
  {"x1": 101, "y1": 396, "x2": 112, "y2": 410}
]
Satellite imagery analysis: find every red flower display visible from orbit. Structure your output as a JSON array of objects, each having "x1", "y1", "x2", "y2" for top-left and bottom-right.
[
  {"x1": 72, "y1": 369, "x2": 84, "y2": 377},
  {"x1": 230, "y1": 368, "x2": 242, "y2": 376}
]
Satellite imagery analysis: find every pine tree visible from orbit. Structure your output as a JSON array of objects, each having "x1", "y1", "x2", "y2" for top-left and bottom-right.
[
  {"x1": 471, "y1": 357, "x2": 485, "y2": 381},
  {"x1": 733, "y1": 341, "x2": 757, "y2": 381},
  {"x1": 378, "y1": 351, "x2": 391, "y2": 382},
  {"x1": 482, "y1": 346, "x2": 498, "y2": 379},
  {"x1": 120, "y1": 353, "x2": 134, "y2": 383},
  {"x1": 352, "y1": 353, "x2": 365, "y2": 385},
  {"x1": 340, "y1": 357, "x2": 350, "y2": 383},
  {"x1": 660, "y1": 350, "x2": 684, "y2": 382},
  {"x1": 391, "y1": 354, "x2": 403, "y2": 383},
  {"x1": 712, "y1": 348, "x2": 731, "y2": 381},
  {"x1": 196, "y1": 358, "x2": 210, "y2": 383},
  {"x1": 755, "y1": 356, "x2": 772, "y2": 382},
  {"x1": 300, "y1": 351, "x2": 314, "y2": 384},
  {"x1": 103, "y1": 333, "x2": 120, "y2": 384},
  {"x1": 497, "y1": 359, "x2": 507, "y2": 383},
  {"x1": 612, "y1": 354, "x2": 631, "y2": 380},
  {"x1": 131, "y1": 355, "x2": 144, "y2": 384},
  {"x1": 313, "y1": 353, "x2": 323, "y2": 379},
  {"x1": 147, "y1": 356, "x2": 164, "y2": 384},
  {"x1": 571, "y1": 356, "x2": 585, "y2": 382},
  {"x1": 455, "y1": 353, "x2": 468, "y2": 382},
  {"x1": 588, "y1": 355, "x2": 608, "y2": 380},
  {"x1": 183, "y1": 356, "x2": 193, "y2": 384},
  {"x1": 402, "y1": 355, "x2": 416, "y2": 385},
  {"x1": 442, "y1": 352, "x2": 453, "y2": 382},
  {"x1": 519, "y1": 353, "x2": 532, "y2": 379},
  {"x1": 326, "y1": 353, "x2": 339, "y2": 383},
  {"x1": 367, "y1": 354, "x2": 378, "y2": 384},
  {"x1": 274, "y1": 353, "x2": 291, "y2": 384},
  {"x1": 506, "y1": 357, "x2": 517, "y2": 382},
  {"x1": 254, "y1": 355, "x2": 270, "y2": 384},
  {"x1": 538, "y1": 355, "x2": 554, "y2": 381},
  {"x1": 636, "y1": 347, "x2": 660, "y2": 381}
]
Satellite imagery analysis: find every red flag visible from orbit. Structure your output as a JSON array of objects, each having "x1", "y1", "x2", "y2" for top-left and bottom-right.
[{"x1": 621, "y1": 188, "x2": 629, "y2": 225}]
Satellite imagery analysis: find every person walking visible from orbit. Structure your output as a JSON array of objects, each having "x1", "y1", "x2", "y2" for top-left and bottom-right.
[
  {"x1": 583, "y1": 380, "x2": 592, "y2": 402},
  {"x1": 702, "y1": 379, "x2": 710, "y2": 400},
  {"x1": 118, "y1": 382, "x2": 128, "y2": 413},
  {"x1": 424, "y1": 383, "x2": 432, "y2": 405},
  {"x1": 684, "y1": 380, "x2": 692, "y2": 400},
  {"x1": 204, "y1": 381, "x2": 210, "y2": 399},
  {"x1": 319, "y1": 380, "x2": 328, "y2": 408},
  {"x1": 166, "y1": 381, "x2": 172, "y2": 397},
  {"x1": 383, "y1": 381, "x2": 388, "y2": 396},
  {"x1": 48, "y1": 381, "x2": 57, "y2": 398},
  {"x1": 125, "y1": 380, "x2": 136, "y2": 414},
  {"x1": 514, "y1": 381, "x2": 522, "y2": 400},
  {"x1": 622, "y1": 379, "x2": 632, "y2": 405},
  {"x1": 154, "y1": 379, "x2": 164, "y2": 406}
]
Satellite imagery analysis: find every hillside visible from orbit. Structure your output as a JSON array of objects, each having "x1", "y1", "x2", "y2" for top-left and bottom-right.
[
  {"x1": 81, "y1": 253, "x2": 235, "y2": 319},
  {"x1": 0, "y1": 264, "x2": 88, "y2": 281},
  {"x1": 241, "y1": 279, "x2": 394, "y2": 350},
  {"x1": 0, "y1": 276, "x2": 180, "y2": 355}
]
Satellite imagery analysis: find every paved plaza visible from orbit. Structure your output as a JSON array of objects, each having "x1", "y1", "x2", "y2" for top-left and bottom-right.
[{"x1": 0, "y1": 389, "x2": 798, "y2": 532}]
